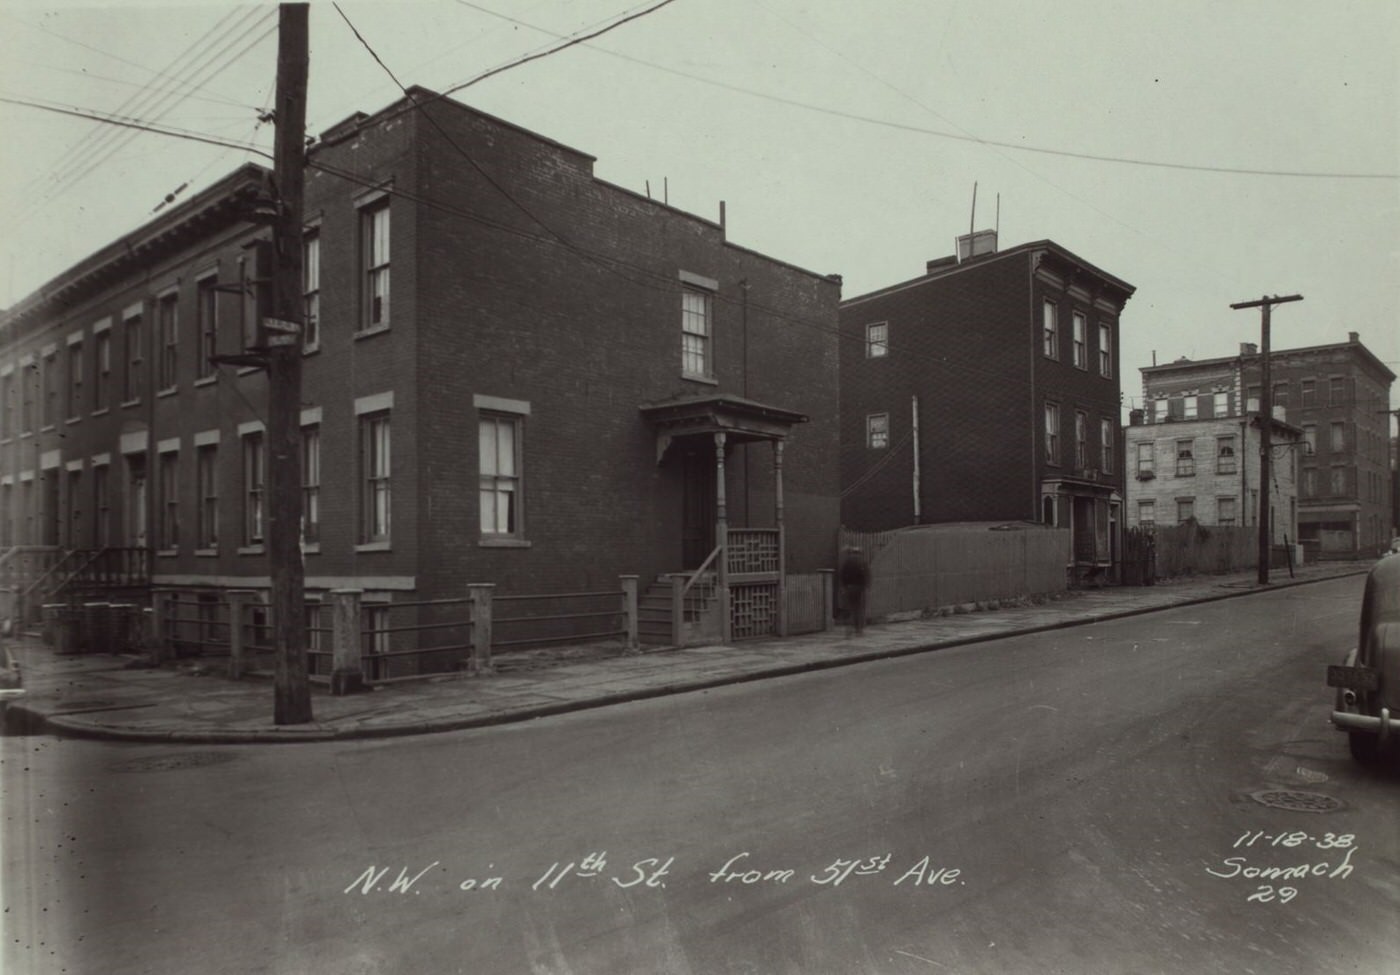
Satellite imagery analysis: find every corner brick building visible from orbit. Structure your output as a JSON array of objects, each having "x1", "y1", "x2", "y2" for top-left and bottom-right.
[
  {"x1": 839, "y1": 233, "x2": 1134, "y2": 582},
  {"x1": 0, "y1": 87, "x2": 841, "y2": 658}
]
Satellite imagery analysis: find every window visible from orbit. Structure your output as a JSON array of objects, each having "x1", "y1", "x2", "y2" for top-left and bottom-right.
[
  {"x1": 1302, "y1": 424, "x2": 1316, "y2": 455},
  {"x1": 66, "y1": 469, "x2": 83, "y2": 546},
  {"x1": 241, "y1": 257, "x2": 260, "y2": 352},
  {"x1": 1177, "y1": 498, "x2": 1195, "y2": 523},
  {"x1": 1152, "y1": 399, "x2": 1167, "y2": 423},
  {"x1": 1218, "y1": 497, "x2": 1237, "y2": 526},
  {"x1": 1072, "y1": 312, "x2": 1087, "y2": 368},
  {"x1": 865, "y1": 322, "x2": 888, "y2": 358},
  {"x1": 1329, "y1": 466, "x2": 1346, "y2": 496},
  {"x1": 196, "y1": 277, "x2": 218, "y2": 380},
  {"x1": 1136, "y1": 441, "x2": 1154, "y2": 476},
  {"x1": 680, "y1": 288, "x2": 712, "y2": 378},
  {"x1": 42, "y1": 350, "x2": 58, "y2": 428},
  {"x1": 302, "y1": 424, "x2": 320, "y2": 544},
  {"x1": 125, "y1": 454, "x2": 147, "y2": 548},
  {"x1": 1075, "y1": 411, "x2": 1089, "y2": 468},
  {"x1": 360, "y1": 412, "x2": 391, "y2": 543},
  {"x1": 196, "y1": 444, "x2": 218, "y2": 550},
  {"x1": 20, "y1": 360, "x2": 35, "y2": 433},
  {"x1": 1302, "y1": 467, "x2": 1317, "y2": 498},
  {"x1": 0, "y1": 371, "x2": 11, "y2": 439},
  {"x1": 1183, "y1": 396, "x2": 1198, "y2": 419},
  {"x1": 93, "y1": 464, "x2": 110, "y2": 547},
  {"x1": 1175, "y1": 439, "x2": 1195, "y2": 476},
  {"x1": 1216, "y1": 436, "x2": 1237, "y2": 475},
  {"x1": 303, "y1": 231, "x2": 320, "y2": 351},
  {"x1": 1100, "y1": 419, "x2": 1115, "y2": 474},
  {"x1": 361, "y1": 201, "x2": 390, "y2": 331},
  {"x1": 66, "y1": 342, "x2": 84, "y2": 418},
  {"x1": 1329, "y1": 377, "x2": 1344, "y2": 406},
  {"x1": 157, "y1": 291, "x2": 178, "y2": 390},
  {"x1": 1272, "y1": 382, "x2": 1288, "y2": 408},
  {"x1": 1329, "y1": 421, "x2": 1345, "y2": 452},
  {"x1": 158, "y1": 449, "x2": 179, "y2": 550},
  {"x1": 866, "y1": 413, "x2": 889, "y2": 450},
  {"x1": 1213, "y1": 391, "x2": 1228, "y2": 417},
  {"x1": 1098, "y1": 322, "x2": 1112, "y2": 376},
  {"x1": 242, "y1": 431, "x2": 265, "y2": 545},
  {"x1": 1042, "y1": 300, "x2": 1058, "y2": 359},
  {"x1": 94, "y1": 330, "x2": 112, "y2": 411},
  {"x1": 479, "y1": 414, "x2": 523, "y2": 537},
  {"x1": 123, "y1": 309, "x2": 144, "y2": 403},
  {"x1": 1138, "y1": 500, "x2": 1155, "y2": 528},
  {"x1": 1300, "y1": 379, "x2": 1316, "y2": 408},
  {"x1": 1044, "y1": 402, "x2": 1060, "y2": 463}
]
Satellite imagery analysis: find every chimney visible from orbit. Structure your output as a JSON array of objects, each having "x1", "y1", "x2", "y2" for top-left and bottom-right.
[
  {"x1": 1348, "y1": 331, "x2": 1359, "y2": 344},
  {"x1": 1240, "y1": 342, "x2": 1258, "y2": 356},
  {"x1": 1129, "y1": 409, "x2": 1145, "y2": 426},
  {"x1": 956, "y1": 229, "x2": 997, "y2": 263},
  {"x1": 926, "y1": 256, "x2": 957, "y2": 274}
]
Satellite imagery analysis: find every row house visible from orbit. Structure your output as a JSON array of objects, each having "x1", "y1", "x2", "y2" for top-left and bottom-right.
[
  {"x1": 0, "y1": 87, "x2": 842, "y2": 657},
  {"x1": 839, "y1": 231, "x2": 1135, "y2": 583},
  {"x1": 1138, "y1": 333, "x2": 1394, "y2": 558}
]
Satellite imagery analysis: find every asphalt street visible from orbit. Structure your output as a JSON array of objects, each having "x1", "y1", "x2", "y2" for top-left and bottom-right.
[{"x1": 3, "y1": 575, "x2": 1397, "y2": 975}]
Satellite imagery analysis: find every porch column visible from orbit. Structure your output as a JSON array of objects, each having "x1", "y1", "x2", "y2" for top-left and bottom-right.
[
  {"x1": 715, "y1": 432, "x2": 730, "y2": 643},
  {"x1": 774, "y1": 439, "x2": 787, "y2": 637}
]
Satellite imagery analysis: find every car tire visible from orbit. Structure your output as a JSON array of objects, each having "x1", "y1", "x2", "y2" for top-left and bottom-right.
[{"x1": 1348, "y1": 730, "x2": 1381, "y2": 764}]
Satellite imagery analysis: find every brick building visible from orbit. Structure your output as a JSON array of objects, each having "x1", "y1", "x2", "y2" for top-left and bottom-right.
[
  {"x1": 839, "y1": 232, "x2": 1135, "y2": 582},
  {"x1": 1123, "y1": 408, "x2": 1302, "y2": 545},
  {"x1": 1138, "y1": 333, "x2": 1394, "y2": 558},
  {"x1": 0, "y1": 87, "x2": 841, "y2": 655}
]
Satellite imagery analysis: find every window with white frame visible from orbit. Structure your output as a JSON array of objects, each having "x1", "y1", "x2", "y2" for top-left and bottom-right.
[
  {"x1": 361, "y1": 201, "x2": 390, "y2": 331},
  {"x1": 67, "y1": 341, "x2": 84, "y2": 418},
  {"x1": 1138, "y1": 500, "x2": 1155, "y2": 528},
  {"x1": 1100, "y1": 418, "x2": 1115, "y2": 473},
  {"x1": 681, "y1": 287, "x2": 712, "y2": 378},
  {"x1": 1044, "y1": 402, "x2": 1060, "y2": 463},
  {"x1": 360, "y1": 412, "x2": 391, "y2": 543},
  {"x1": 158, "y1": 448, "x2": 179, "y2": 550},
  {"x1": 1175, "y1": 439, "x2": 1194, "y2": 476},
  {"x1": 157, "y1": 291, "x2": 178, "y2": 390},
  {"x1": 1153, "y1": 398, "x2": 1167, "y2": 422},
  {"x1": 1216, "y1": 436, "x2": 1237, "y2": 474},
  {"x1": 1098, "y1": 322, "x2": 1112, "y2": 376},
  {"x1": 1072, "y1": 312, "x2": 1087, "y2": 368},
  {"x1": 866, "y1": 322, "x2": 888, "y2": 358},
  {"x1": 1213, "y1": 391, "x2": 1228, "y2": 417},
  {"x1": 1136, "y1": 441, "x2": 1154, "y2": 475},
  {"x1": 479, "y1": 413, "x2": 523, "y2": 537},
  {"x1": 196, "y1": 276, "x2": 218, "y2": 380},
  {"x1": 302, "y1": 423, "x2": 320, "y2": 544},
  {"x1": 1183, "y1": 396, "x2": 1198, "y2": 419},
  {"x1": 1042, "y1": 300, "x2": 1058, "y2": 359},
  {"x1": 242, "y1": 430, "x2": 264, "y2": 545},
  {"x1": 866, "y1": 413, "x2": 889, "y2": 450},
  {"x1": 303, "y1": 230, "x2": 320, "y2": 351},
  {"x1": 196, "y1": 443, "x2": 218, "y2": 550}
]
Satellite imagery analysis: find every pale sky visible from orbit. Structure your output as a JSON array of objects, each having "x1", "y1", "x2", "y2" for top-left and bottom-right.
[{"x1": 2, "y1": 0, "x2": 1397, "y2": 418}]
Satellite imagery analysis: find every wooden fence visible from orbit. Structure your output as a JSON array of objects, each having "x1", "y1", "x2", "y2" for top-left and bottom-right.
[
  {"x1": 1150, "y1": 521, "x2": 1287, "y2": 579},
  {"x1": 841, "y1": 524, "x2": 1070, "y2": 620}
]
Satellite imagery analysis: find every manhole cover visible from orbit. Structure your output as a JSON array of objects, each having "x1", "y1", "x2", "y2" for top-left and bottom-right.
[
  {"x1": 113, "y1": 752, "x2": 239, "y2": 773},
  {"x1": 1249, "y1": 789, "x2": 1344, "y2": 813}
]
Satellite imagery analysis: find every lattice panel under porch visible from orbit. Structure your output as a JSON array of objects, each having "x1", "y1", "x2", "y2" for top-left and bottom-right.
[
  {"x1": 728, "y1": 531, "x2": 780, "y2": 574},
  {"x1": 730, "y1": 582, "x2": 778, "y2": 639}
]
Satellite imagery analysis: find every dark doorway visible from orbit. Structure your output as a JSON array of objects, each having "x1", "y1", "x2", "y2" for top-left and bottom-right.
[{"x1": 681, "y1": 448, "x2": 716, "y2": 569}]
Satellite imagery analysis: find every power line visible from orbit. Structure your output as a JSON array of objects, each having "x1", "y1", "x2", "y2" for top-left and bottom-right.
[
  {"x1": 455, "y1": 0, "x2": 1396, "y2": 181},
  {"x1": 0, "y1": 96, "x2": 274, "y2": 159}
]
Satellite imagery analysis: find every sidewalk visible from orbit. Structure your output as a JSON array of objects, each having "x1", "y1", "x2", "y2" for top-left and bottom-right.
[{"x1": 0, "y1": 561, "x2": 1372, "y2": 744}]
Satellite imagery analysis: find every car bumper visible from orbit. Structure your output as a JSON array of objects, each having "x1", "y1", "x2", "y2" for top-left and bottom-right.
[{"x1": 1332, "y1": 706, "x2": 1400, "y2": 740}]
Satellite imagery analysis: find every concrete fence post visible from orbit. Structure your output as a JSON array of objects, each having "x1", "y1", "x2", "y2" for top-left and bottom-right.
[
  {"x1": 468, "y1": 583, "x2": 495, "y2": 675},
  {"x1": 818, "y1": 568, "x2": 835, "y2": 631},
  {"x1": 149, "y1": 588, "x2": 174, "y2": 662},
  {"x1": 620, "y1": 575, "x2": 639, "y2": 651},
  {"x1": 224, "y1": 589, "x2": 256, "y2": 679},
  {"x1": 329, "y1": 589, "x2": 367, "y2": 694}
]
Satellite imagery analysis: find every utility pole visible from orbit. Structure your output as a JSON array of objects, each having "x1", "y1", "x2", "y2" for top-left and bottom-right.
[
  {"x1": 1230, "y1": 293, "x2": 1302, "y2": 585},
  {"x1": 268, "y1": 3, "x2": 311, "y2": 724}
]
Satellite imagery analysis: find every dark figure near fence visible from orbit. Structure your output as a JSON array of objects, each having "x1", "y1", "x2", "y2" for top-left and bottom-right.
[{"x1": 839, "y1": 546, "x2": 870, "y2": 636}]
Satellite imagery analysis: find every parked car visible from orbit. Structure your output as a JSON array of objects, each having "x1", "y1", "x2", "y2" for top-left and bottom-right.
[{"x1": 1327, "y1": 555, "x2": 1400, "y2": 762}]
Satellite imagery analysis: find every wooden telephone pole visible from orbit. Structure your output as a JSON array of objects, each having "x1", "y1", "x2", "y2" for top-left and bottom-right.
[
  {"x1": 1229, "y1": 293, "x2": 1302, "y2": 586},
  {"x1": 268, "y1": 3, "x2": 311, "y2": 724}
]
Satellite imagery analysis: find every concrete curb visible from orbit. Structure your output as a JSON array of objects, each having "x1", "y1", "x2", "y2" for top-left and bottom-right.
[{"x1": 4, "y1": 568, "x2": 1368, "y2": 745}]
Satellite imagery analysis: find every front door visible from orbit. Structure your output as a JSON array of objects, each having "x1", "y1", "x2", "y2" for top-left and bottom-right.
[{"x1": 681, "y1": 448, "x2": 716, "y2": 570}]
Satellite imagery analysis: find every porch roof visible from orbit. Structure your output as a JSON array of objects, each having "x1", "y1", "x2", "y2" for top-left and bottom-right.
[{"x1": 639, "y1": 393, "x2": 808, "y2": 462}]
